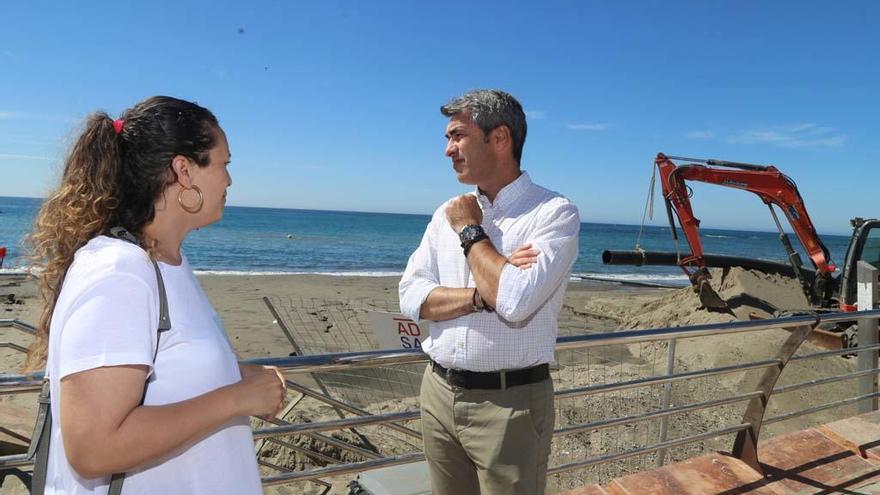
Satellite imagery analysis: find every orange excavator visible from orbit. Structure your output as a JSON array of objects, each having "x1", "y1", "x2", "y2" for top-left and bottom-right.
[{"x1": 603, "y1": 153, "x2": 880, "y2": 313}]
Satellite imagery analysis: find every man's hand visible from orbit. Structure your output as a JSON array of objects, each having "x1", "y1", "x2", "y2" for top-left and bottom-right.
[
  {"x1": 445, "y1": 194, "x2": 482, "y2": 233},
  {"x1": 508, "y1": 244, "x2": 540, "y2": 269}
]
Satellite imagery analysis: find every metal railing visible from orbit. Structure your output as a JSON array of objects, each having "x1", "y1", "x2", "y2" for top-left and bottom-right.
[{"x1": 3, "y1": 307, "x2": 880, "y2": 490}]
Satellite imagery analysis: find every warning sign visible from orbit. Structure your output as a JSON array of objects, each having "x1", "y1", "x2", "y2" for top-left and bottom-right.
[{"x1": 367, "y1": 312, "x2": 429, "y2": 350}]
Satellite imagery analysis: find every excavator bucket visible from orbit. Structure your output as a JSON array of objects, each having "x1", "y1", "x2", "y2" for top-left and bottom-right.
[
  {"x1": 690, "y1": 268, "x2": 730, "y2": 310},
  {"x1": 697, "y1": 279, "x2": 729, "y2": 310}
]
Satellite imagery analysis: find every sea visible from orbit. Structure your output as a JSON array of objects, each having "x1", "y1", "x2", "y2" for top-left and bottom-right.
[{"x1": 0, "y1": 196, "x2": 857, "y2": 287}]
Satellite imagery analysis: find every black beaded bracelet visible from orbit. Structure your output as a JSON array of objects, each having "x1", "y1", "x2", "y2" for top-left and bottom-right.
[
  {"x1": 471, "y1": 288, "x2": 484, "y2": 312},
  {"x1": 461, "y1": 233, "x2": 489, "y2": 257}
]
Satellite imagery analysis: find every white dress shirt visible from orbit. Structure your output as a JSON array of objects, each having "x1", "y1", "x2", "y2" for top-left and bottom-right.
[{"x1": 399, "y1": 172, "x2": 580, "y2": 372}]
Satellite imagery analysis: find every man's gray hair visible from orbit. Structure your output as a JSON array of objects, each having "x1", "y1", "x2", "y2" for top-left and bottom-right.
[{"x1": 441, "y1": 89, "x2": 527, "y2": 163}]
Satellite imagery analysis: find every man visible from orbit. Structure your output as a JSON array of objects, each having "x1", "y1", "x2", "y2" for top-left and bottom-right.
[{"x1": 399, "y1": 89, "x2": 580, "y2": 494}]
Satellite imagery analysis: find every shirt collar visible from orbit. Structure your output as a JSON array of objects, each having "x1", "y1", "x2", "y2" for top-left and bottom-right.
[{"x1": 476, "y1": 171, "x2": 532, "y2": 211}]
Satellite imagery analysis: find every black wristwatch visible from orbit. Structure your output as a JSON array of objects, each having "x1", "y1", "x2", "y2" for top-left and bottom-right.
[{"x1": 459, "y1": 224, "x2": 489, "y2": 257}]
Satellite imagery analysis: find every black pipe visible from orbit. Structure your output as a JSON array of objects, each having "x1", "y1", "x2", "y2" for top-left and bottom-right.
[{"x1": 601, "y1": 250, "x2": 815, "y2": 281}]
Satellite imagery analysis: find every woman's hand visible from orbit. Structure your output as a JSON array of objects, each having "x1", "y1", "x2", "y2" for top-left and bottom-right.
[
  {"x1": 60, "y1": 363, "x2": 287, "y2": 479},
  {"x1": 507, "y1": 244, "x2": 540, "y2": 269},
  {"x1": 233, "y1": 365, "x2": 287, "y2": 420},
  {"x1": 238, "y1": 362, "x2": 267, "y2": 379}
]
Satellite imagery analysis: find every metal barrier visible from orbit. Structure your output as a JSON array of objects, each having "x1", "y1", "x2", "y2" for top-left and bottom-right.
[{"x1": 3, "y1": 308, "x2": 880, "y2": 492}]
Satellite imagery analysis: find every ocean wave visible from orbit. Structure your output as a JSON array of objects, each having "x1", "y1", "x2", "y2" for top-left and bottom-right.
[
  {"x1": 193, "y1": 270, "x2": 404, "y2": 277},
  {"x1": 0, "y1": 264, "x2": 403, "y2": 278},
  {"x1": 571, "y1": 272, "x2": 689, "y2": 284},
  {"x1": 572, "y1": 272, "x2": 689, "y2": 282}
]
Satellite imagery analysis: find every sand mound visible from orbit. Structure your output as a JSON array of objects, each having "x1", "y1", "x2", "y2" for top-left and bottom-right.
[{"x1": 583, "y1": 267, "x2": 811, "y2": 330}]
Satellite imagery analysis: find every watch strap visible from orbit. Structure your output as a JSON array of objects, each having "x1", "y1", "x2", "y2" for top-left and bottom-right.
[{"x1": 462, "y1": 233, "x2": 489, "y2": 257}]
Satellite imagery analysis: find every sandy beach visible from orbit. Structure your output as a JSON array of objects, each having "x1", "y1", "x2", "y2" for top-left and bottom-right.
[{"x1": 0, "y1": 271, "x2": 865, "y2": 494}]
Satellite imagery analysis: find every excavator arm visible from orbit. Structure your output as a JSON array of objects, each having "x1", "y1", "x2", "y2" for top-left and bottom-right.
[{"x1": 655, "y1": 152, "x2": 836, "y2": 308}]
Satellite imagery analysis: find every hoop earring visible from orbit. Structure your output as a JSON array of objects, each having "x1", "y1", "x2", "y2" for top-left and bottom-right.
[{"x1": 178, "y1": 185, "x2": 204, "y2": 214}]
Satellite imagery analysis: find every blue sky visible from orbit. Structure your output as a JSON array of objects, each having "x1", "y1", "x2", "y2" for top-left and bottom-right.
[{"x1": 1, "y1": 1, "x2": 877, "y2": 234}]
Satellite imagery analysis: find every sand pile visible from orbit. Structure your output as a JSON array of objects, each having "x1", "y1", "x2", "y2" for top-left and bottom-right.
[
  {"x1": 575, "y1": 267, "x2": 855, "y2": 402},
  {"x1": 545, "y1": 266, "x2": 861, "y2": 490},
  {"x1": 582, "y1": 267, "x2": 811, "y2": 330}
]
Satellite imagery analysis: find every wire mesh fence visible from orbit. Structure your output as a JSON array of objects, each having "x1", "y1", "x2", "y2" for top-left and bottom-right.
[
  {"x1": 258, "y1": 294, "x2": 750, "y2": 492},
  {"x1": 264, "y1": 295, "x2": 424, "y2": 405}
]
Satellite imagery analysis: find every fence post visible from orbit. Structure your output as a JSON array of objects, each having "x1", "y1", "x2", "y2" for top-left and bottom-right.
[
  {"x1": 732, "y1": 320, "x2": 815, "y2": 473},
  {"x1": 857, "y1": 261, "x2": 879, "y2": 414},
  {"x1": 656, "y1": 338, "x2": 676, "y2": 467}
]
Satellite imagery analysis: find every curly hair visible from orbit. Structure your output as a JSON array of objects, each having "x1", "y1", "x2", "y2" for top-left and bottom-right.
[{"x1": 24, "y1": 96, "x2": 218, "y2": 371}]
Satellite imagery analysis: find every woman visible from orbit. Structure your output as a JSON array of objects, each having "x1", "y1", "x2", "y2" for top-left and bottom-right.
[{"x1": 26, "y1": 96, "x2": 285, "y2": 494}]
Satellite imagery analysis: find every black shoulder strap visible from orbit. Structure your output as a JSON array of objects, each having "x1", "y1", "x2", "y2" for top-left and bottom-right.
[
  {"x1": 107, "y1": 227, "x2": 171, "y2": 494},
  {"x1": 27, "y1": 380, "x2": 51, "y2": 492},
  {"x1": 110, "y1": 227, "x2": 171, "y2": 333},
  {"x1": 28, "y1": 228, "x2": 170, "y2": 495}
]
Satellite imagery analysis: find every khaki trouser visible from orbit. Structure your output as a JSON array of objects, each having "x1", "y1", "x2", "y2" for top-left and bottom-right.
[{"x1": 420, "y1": 364, "x2": 555, "y2": 495}]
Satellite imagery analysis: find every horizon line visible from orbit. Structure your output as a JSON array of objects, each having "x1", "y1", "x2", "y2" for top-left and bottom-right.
[{"x1": 0, "y1": 194, "x2": 855, "y2": 237}]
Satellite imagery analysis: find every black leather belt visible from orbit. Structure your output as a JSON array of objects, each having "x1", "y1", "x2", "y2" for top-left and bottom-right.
[{"x1": 430, "y1": 361, "x2": 550, "y2": 390}]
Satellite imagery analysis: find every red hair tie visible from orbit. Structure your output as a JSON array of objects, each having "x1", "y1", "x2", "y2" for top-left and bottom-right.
[{"x1": 113, "y1": 119, "x2": 125, "y2": 135}]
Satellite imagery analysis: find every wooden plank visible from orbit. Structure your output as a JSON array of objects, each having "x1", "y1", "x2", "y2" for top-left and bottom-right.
[
  {"x1": 606, "y1": 453, "x2": 778, "y2": 495},
  {"x1": 560, "y1": 484, "x2": 609, "y2": 495},
  {"x1": 821, "y1": 411, "x2": 880, "y2": 463},
  {"x1": 758, "y1": 428, "x2": 880, "y2": 494}
]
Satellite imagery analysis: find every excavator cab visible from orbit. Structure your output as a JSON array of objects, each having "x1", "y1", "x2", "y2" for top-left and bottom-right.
[{"x1": 838, "y1": 218, "x2": 880, "y2": 311}]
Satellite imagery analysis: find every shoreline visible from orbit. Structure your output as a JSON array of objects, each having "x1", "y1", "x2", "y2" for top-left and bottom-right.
[{"x1": 1, "y1": 269, "x2": 688, "y2": 286}]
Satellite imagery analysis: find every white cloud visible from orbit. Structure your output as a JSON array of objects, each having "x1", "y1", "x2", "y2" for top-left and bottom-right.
[
  {"x1": 566, "y1": 123, "x2": 609, "y2": 131},
  {"x1": 686, "y1": 130, "x2": 716, "y2": 140},
  {"x1": 0, "y1": 153, "x2": 51, "y2": 161},
  {"x1": 525, "y1": 110, "x2": 546, "y2": 120},
  {"x1": 727, "y1": 123, "x2": 844, "y2": 149}
]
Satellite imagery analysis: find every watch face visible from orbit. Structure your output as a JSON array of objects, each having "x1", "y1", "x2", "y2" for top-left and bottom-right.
[{"x1": 459, "y1": 225, "x2": 484, "y2": 243}]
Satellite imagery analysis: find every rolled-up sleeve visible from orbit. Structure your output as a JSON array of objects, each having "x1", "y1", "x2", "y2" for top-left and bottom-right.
[
  {"x1": 495, "y1": 201, "x2": 580, "y2": 322},
  {"x1": 399, "y1": 214, "x2": 441, "y2": 321}
]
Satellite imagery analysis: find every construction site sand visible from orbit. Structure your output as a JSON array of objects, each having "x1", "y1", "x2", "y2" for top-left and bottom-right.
[
  {"x1": 0, "y1": 271, "x2": 865, "y2": 494},
  {"x1": 249, "y1": 269, "x2": 862, "y2": 494}
]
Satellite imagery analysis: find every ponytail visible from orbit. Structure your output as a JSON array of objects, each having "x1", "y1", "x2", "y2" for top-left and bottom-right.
[{"x1": 24, "y1": 113, "x2": 125, "y2": 371}]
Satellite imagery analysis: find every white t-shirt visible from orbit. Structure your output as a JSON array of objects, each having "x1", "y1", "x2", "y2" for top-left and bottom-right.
[{"x1": 45, "y1": 236, "x2": 262, "y2": 494}]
